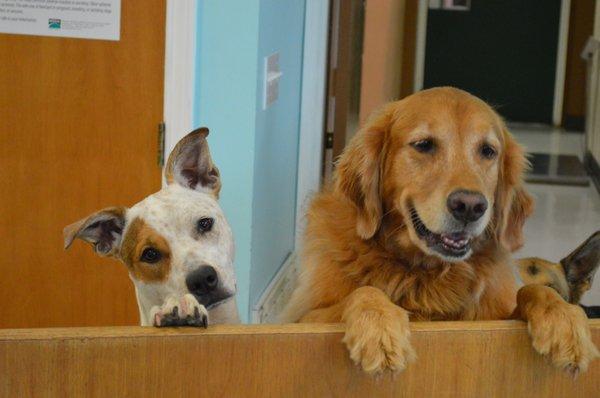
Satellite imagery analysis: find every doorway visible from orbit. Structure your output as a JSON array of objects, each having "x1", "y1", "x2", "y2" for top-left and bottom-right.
[{"x1": 423, "y1": 0, "x2": 562, "y2": 124}]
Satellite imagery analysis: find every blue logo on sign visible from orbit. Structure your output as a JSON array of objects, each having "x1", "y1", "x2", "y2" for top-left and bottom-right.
[{"x1": 48, "y1": 19, "x2": 61, "y2": 29}]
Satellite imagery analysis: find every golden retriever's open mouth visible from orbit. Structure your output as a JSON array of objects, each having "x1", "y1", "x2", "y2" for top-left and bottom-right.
[{"x1": 409, "y1": 207, "x2": 472, "y2": 259}]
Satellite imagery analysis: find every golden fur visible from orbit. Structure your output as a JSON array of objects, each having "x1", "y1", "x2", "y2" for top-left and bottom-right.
[{"x1": 284, "y1": 87, "x2": 598, "y2": 374}]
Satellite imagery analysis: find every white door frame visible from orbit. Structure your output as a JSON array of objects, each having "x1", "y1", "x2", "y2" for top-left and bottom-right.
[
  {"x1": 414, "y1": 0, "x2": 571, "y2": 126},
  {"x1": 163, "y1": 0, "x2": 196, "y2": 164},
  {"x1": 414, "y1": 0, "x2": 428, "y2": 92},
  {"x1": 295, "y1": 0, "x2": 330, "y2": 248},
  {"x1": 553, "y1": 0, "x2": 571, "y2": 126}
]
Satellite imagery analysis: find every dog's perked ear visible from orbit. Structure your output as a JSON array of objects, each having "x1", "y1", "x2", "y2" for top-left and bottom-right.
[
  {"x1": 164, "y1": 127, "x2": 221, "y2": 197},
  {"x1": 494, "y1": 128, "x2": 535, "y2": 252},
  {"x1": 334, "y1": 105, "x2": 392, "y2": 240},
  {"x1": 561, "y1": 231, "x2": 600, "y2": 303},
  {"x1": 63, "y1": 207, "x2": 127, "y2": 257}
]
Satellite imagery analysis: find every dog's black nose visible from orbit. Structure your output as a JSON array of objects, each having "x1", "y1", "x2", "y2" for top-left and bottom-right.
[
  {"x1": 186, "y1": 265, "x2": 219, "y2": 295},
  {"x1": 447, "y1": 190, "x2": 488, "y2": 223}
]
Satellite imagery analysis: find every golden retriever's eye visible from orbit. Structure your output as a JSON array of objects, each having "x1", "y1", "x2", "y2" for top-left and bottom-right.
[
  {"x1": 410, "y1": 139, "x2": 435, "y2": 154},
  {"x1": 480, "y1": 144, "x2": 497, "y2": 159}
]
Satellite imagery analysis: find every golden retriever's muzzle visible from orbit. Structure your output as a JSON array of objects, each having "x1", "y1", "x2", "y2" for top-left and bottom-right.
[{"x1": 409, "y1": 190, "x2": 490, "y2": 260}]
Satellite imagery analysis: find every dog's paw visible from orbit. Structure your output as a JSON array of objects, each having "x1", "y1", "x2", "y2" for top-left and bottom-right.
[
  {"x1": 342, "y1": 305, "x2": 416, "y2": 375},
  {"x1": 150, "y1": 294, "x2": 209, "y2": 328},
  {"x1": 527, "y1": 302, "x2": 599, "y2": 375}
]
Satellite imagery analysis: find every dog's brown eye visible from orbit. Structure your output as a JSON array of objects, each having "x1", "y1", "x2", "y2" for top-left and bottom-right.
[
  {"x1": 140, "y1": 248, "x2": 161, "y2": 263},
  {"x1": 411, "y1": 139, "x2": 435, "y2": 153},
  {"x1": 197, "y1": 217, "x2": 214, "y2": 233},
  {"x1": 480, "y1": 144, "x2": 497, "y2": 159}
]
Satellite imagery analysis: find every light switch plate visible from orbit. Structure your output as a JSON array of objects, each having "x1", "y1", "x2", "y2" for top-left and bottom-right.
[{"x1": 263, "y1": 52, "x2": 283, "y2": 109}]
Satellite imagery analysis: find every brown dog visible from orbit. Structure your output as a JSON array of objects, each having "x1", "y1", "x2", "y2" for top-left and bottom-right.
[
  {"x1": 518, "y1": 231, "x2": 600, "y2": 317},
  {"x1": 283, "y1": 87, "x2": 599, "y2": 375}
]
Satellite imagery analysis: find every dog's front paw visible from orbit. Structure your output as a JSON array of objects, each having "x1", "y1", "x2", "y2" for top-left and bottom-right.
[
  {"x1": 342, "y1": 305, "x2": 416, "y2": 375},
  {"x1": 527, "y1": 302, "x2": 599, "y2": 375},
  {"x1": 150, "y1": 294, "x2": 208, "y2": 328}
]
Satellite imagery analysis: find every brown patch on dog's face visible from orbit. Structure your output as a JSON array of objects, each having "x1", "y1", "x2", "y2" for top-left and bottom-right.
[{"x1": 119, "y1": 218, "x2": 172, "y2": 283}]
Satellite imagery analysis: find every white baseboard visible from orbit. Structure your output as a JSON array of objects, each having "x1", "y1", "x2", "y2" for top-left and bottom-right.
[{"x1": 251, "y1": 253, "x2": 300, "y2": 324}]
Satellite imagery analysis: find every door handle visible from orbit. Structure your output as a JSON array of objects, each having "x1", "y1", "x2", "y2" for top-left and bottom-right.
[{"x1": 581, "y1": 36, "x2": 600, "y2": 61}]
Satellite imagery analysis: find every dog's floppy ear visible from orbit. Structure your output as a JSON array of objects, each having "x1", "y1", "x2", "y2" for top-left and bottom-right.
[
  {"x1": 63, "y1": 207, "x2": 127, "y2": 257},
  {"x1": 334, "y1": 106, "x2": 392, "y2": 239},
  {"x1": 164, "y1": 127, "x2": 221, "y2": 197},
  {"x1": 495, "y1": 128, "x2": 534, "y2": 251},
  {"x1": 561, "y1": 231, "x2": 600, "y2": 303}
]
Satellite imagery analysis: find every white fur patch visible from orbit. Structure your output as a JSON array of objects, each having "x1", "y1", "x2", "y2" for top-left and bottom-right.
[{"x1": 124, "y1": 184, "x2": 236, "y2": 325}]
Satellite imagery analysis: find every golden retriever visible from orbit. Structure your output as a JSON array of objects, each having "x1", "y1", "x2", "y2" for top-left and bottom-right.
[{"x1": 283, "y1": 87, "x2": 599, "y2": 375}]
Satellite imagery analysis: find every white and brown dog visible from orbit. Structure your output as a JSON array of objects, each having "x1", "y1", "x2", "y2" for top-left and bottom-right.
[{"x1": 64, "y1": 128, "x2": 239, "y2": 327}]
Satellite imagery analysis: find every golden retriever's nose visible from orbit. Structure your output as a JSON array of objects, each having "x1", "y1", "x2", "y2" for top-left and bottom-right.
[{"x1": 447, "y1": 190, "x2": 488, "y2": 223}]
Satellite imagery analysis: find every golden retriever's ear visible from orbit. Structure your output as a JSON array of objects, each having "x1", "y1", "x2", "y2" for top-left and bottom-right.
[
  {"x1": 334, "y1": 107, "x2": 392, "y2": 239},
  {"x1": 495, "y1": 130, "x2": 534, "y2": 251}
]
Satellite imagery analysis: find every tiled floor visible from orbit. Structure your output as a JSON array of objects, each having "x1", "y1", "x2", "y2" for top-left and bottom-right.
[
  {"x1": 511, "y1": 124, "x2": 585, "y2": 160},
  {"x1": 512, "y1": 126, "x2": 600, "y2": 306}
]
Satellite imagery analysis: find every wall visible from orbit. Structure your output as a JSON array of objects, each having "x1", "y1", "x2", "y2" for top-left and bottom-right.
[
  {"x1": 424, "y1": 1, "x2": 561, "y2": 124},
  {"x1": 359, "y1": 0, "x2": 405, "y2": 125},
  {"x1": 194, "y1": 1, "x2": 306, "y2": 321},
  {"x1": 250, "y1": 0, "x2": 306, "y2": 309},
  {"x1": 195, "y1": 1, "x2": 260, "y2": 322}
]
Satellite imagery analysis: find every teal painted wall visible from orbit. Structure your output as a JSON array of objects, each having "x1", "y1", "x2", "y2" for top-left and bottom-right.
[
  {"x1": 250, "y1": 0, "x2": 306, "y2": 308},
  {"x1": 194, "y1": 1, "x2": 260, "y2": 322},
  {"x1": 194, "y1": 1, "x2": 306, "y2": 321}
]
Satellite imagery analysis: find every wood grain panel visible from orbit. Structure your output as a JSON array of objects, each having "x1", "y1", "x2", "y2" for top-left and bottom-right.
[
  {"x1": 563, "y1": 0, "x2": 594, "y2": 129},
  {"x1": 400, "y1": 0, "x2": 418, "y2": 99},
  {"x1": 0, "y1": 1, "x2": 166, "y2": 327},
  {"x1": 359, "y1": 0, "x2": 405, "y2": 125},
  {"x1": 1, "y1": 321, "x2": 599, "y2": 397}
]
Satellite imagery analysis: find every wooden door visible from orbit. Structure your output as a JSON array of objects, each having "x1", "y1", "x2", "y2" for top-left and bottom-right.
[
  {"x1": 0, "y1": 1, "x2": 165, "y2": 328},
  {"x1": 325, "y1": 0, "x2": 365, "y2": 165},
  {"x1": 562, "y1": 0, "x2": 594, "y2": 131}
]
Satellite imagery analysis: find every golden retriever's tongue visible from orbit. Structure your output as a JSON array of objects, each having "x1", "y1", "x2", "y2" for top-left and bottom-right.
[{"x1": 441, "y1": 232, "x2": 469, "y2": 249}]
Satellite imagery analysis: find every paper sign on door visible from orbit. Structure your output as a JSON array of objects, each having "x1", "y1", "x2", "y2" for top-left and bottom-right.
[{"x1": 0, "y1": 0, "x2": 120, "y2": 41}]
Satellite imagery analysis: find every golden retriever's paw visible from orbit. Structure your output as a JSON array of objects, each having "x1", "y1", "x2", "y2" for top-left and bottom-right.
[
  {"x1": 527, "y1": 302, "x2": 599, "y2": 375},
  {"x1": 342, "y1": 306, "x2": 416, "y2": 375}
]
